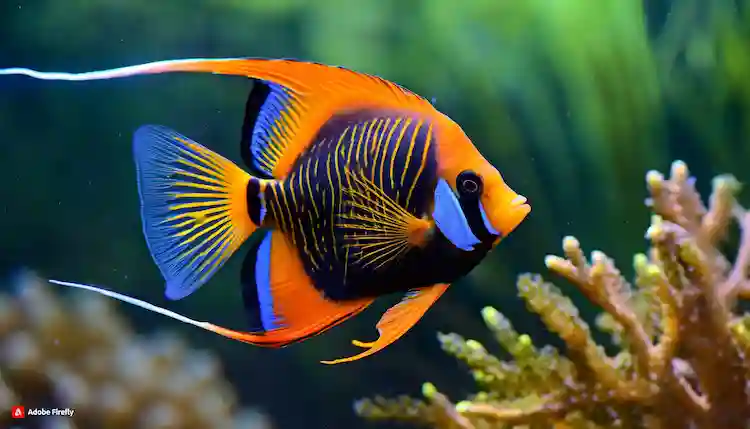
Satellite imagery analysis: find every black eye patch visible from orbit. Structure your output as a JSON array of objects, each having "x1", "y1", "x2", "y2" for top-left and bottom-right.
[
  {"x1": 456, "y1": 170, "x2": 483, "y2": 198},
  {"x1": 455, "y1": 170, "x2": 497, "y2": 242}
]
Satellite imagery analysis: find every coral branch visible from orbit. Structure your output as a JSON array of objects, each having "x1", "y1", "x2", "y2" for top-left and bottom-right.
[
  {"x1": 457, "y1": 393, "x2": 571, "y2": 425},
  {"x1": 357, "y1": 161, "x2": 750, "y2": 428},
  {"x1": 721, "y1": 208, "x2": 750, "y2": 306},
  {"x1": 546, "y1": 239, "x2": 654, "y2": 384}
]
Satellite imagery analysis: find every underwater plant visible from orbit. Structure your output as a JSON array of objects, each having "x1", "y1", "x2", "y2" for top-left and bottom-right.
[
  {"x1": 0, "y1": 271, "x2": 272, "y2": 429},
  {"x1": 355, "y1": 160, "x2": 750, "y2": 429}
]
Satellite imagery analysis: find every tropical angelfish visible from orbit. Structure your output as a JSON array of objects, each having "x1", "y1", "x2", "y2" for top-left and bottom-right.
[{"x1": 0, "y1": 58, "x2": 531, "y2": 364}]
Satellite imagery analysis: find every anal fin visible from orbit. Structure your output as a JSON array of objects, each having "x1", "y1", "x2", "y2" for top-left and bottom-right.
[
  {"x1": 321, "y1": 283, "x2": 449, "y2": 364},
  {"x1": 48, "y1": 230, "x2": 374, "y2": 353},
  {"x1": 233, "y1": 230, "x2": 374, "y2": 346}
]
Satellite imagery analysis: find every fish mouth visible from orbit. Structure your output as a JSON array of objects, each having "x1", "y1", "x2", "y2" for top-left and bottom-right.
[
  {"x1": 496, "y1": 194, "x2": 531, "y2": 236},
  {"x1": 510, "y1": 195, "x2": 528, "y2": 207}
]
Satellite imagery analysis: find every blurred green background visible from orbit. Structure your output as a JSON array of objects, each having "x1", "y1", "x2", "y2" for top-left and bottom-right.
[{"x1": 1, "y1": 0, "x2": 749, "y2": 428}]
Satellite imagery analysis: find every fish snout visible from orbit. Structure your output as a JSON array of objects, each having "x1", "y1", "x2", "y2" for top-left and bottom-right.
[{"x1": 493, "y1": 193, "x2": 530, "y2": 237}]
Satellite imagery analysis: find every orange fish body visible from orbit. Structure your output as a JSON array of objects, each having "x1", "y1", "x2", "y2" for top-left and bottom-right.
[{"x1": 2, "y1": 58, "x2": 531, "y2": 364}]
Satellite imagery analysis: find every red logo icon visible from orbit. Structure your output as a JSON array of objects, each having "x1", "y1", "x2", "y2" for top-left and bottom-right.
[{"x1": 11, "y1": 406, "x2": 24, "y2": 419}]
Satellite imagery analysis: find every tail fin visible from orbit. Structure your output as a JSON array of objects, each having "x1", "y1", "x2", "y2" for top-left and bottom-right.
[{"x1": 134, "y1": 125, "x2": 264, "y2": 300}]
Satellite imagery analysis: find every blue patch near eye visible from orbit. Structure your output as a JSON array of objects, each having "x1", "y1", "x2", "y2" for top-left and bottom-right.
[
  {"x1": 432, "y1": 179, "x2": 480, "y2": 251},
  {"x1": 479, "y1": 202, "x2": 500, "y2": 236}
]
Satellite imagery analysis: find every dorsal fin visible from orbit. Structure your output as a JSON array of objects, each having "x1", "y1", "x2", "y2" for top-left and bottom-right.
[
  {"x1": 241, "y1": 79, "x2": 299, "y2": 179},
  {"x1": 228, "y1": 59, "x2": 436, "y2": 180},
  {"x1": 0, "y1": 58, "x2": 438, "y2": 179},
  {"x1": 240, "y1": 79, "x2": 275, "y2": 178}
]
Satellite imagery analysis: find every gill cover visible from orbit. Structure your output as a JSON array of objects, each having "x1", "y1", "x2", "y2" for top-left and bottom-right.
[
  {"x1": 432, "y1": 178, "x2": 480, "y2": 251},
  {"x1": 431, "y1": 171, "x2": 501, "y2": 251}
]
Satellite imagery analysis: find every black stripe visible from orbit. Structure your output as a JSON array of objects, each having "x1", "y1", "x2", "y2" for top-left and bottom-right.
[
  {"x1": 240, "y1": 79, "x2": 274, "y2": 177},
  {"x1": 245, "y1": 177, "x2": 263, "y2": 225},
  {"x1": 458, "y1": 193, "x2": 497, "y2": 243},
  {"x1": 239, "y1": 237, "x2": 265, "y2": 332}
]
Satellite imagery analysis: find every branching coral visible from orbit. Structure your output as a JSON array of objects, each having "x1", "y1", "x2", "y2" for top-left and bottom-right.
[
  {"x1": 0, "y1": 272, "x2": 273, "y2": 429},
  {"x1": 356, "y1": 160, "x2": 750, "y2": 429}
]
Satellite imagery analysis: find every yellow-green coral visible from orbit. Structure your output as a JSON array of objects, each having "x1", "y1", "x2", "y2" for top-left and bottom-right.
[{"x1": 356, "y1": 161, "x2": 750, "y2": 429}]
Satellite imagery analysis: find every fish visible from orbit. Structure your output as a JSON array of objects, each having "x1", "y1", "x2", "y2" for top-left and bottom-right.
[{"x1": 1, "y1": 58, "x2": 531, "y2": 364}]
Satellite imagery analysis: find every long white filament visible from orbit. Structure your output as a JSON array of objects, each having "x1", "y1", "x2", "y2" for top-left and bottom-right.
[
  {"x1": 0, "y1": 57, "x2": 240, "y2": 81},
  {"x1": 49, "y1": 279, "x2": 212, "y2": 330},
  {"x1": 6, "y1": 60, "x2": 253, "y2": 333}
]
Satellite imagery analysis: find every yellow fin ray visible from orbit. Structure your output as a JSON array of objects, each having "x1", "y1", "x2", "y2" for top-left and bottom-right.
[
  {"x1": 337, "y1": 169, "x2": 433, "y2": 271},
  {"x1": 133, "y1": 125, "x2": 256, "y2": 300}
]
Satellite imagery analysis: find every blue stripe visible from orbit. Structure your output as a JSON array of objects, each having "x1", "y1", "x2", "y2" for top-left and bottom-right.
[
  {"x1": 255, "y1": 232, "x2": 280, "y2": 330},
  {"x1": 249, "y1": 83, "x2": 295, "y2": 176},
  {"x1": 479, "y1": 202, "x2": 500, "y2": 236}
]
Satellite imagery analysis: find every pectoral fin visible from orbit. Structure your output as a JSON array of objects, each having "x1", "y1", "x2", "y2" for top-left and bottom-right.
[
  {"x1": 320, "y1": 283, "x2": 449, "y2": 364},
  {"x1": 338, "y1": 168, "x2": 434, "y2": 272}
]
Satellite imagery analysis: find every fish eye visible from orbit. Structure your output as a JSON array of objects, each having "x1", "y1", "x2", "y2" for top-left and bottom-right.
[{"x1": 457, "y1": 170, "x2": 483, "y2": 195}]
